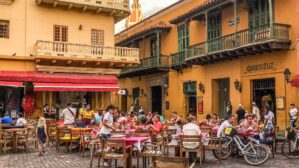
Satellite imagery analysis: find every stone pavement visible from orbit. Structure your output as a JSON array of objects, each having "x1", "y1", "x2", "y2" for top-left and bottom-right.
[{"x1": 0, "y1": 147, "x2": 299, "y2": 168}]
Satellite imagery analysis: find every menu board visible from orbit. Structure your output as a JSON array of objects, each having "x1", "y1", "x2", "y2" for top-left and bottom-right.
[{"x1": 276, "y1": 97, "x2": 285, "y2": 110}]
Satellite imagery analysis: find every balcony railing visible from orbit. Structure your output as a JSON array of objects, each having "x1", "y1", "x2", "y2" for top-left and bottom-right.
[
  {"x1": 171, "y1": 51, "x2": 186, "y2": 66},
  {"x1": 35, "y1": 40, "x2": 139, "y2": 62},
  {"x1": 121, "y1": 55, "x2": 170, "y2": 74},
  {"x1": 36, "y1": 0, "x2": 130, "y2": 21},
  {"x1": 173, "y1": 23, "x2": 291, "y2": 65}
]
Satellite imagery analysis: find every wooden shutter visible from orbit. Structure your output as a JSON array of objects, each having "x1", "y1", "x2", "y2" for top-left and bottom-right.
[
  {"x1": 53, "y1": 25, "x2": 68, "y2": 42},
  {"x1": 91, "y1": 29, "x2": 104, "y2": 45},
  {"x1": 0, "y1": 20, "x2": 9, "y2": 38}
]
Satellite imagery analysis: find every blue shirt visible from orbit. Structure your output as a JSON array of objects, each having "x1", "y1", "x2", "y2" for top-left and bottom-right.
[{"x1": 1, "y1": 117, "x2": 13, "y2": 124}]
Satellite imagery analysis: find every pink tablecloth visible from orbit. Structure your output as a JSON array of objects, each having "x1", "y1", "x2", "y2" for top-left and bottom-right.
[
  {"x1": 110, "y1": 136, "x2": 150, "y2": 150},
  {"x1": 212, "y1": 126, "x2": 219, "y2": 132},
  {"x1": 56, "y1": 120, "x2": 64, "y2": 125}
]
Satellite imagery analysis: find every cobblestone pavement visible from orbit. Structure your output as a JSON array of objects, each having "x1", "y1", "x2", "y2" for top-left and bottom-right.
[{"x1": 1, "y1": 147, "x2": 299, "y2": 168}]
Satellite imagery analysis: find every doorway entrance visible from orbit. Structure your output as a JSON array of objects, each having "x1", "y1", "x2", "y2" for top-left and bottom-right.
[
  {"x1": 252, "y1": 78, "x2": 276, "y2": 122},
  {"x1": 213, "y1": 78, "x2": 230, "y2": 118},
  {"x1": 120, "y1": 95, "x2": 128, "y2": 112},
  {"x1": 151, "y1": 86, "x2": 162, "y2": 115},
  {"x1": 186, "y1": 95, "x2": 197, "y2": 117}
]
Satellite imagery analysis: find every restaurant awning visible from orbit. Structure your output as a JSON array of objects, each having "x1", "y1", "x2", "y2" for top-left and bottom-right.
[
  {"x1": 0, "y1": 81, "x2": 24, "y2": 87},
  {"x1": 0, "y1": 71, "x2": 119, "y2": 92},
  {"x1": 34, "y1": 83, "x2": 119, "y2": 92},
  {"x1": 291, "y1": 74, "x2": 299, "y2": 87}
]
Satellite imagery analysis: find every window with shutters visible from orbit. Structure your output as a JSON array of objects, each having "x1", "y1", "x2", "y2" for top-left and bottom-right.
[
  {"x1": 183, "y1": 81, "x2": 197, "y2": 94},
  {"x1": 53, "y1": 25, "x2": 68, "y2": 42},
  {"x1": 177, "y1": 22, "x2": 189, "y2": 62},
  {"x1": 208, "y1": 12, "x2": 221, "y2": 40},
  {"x1": 0, "y1": 20, "x2": 9, "y2": 39},
  {"x1": 91, "y1": 29, "x2": 104, "y2": 46},
  {"x1": 248, "y1": 0, "x2": 271, "y2": 28},
  {"x1": 53, "y1": 25, "x2": 68, "y2": 53},
  {"x1": 150, "y1": 37, "x2": 158, "y2": 57}
]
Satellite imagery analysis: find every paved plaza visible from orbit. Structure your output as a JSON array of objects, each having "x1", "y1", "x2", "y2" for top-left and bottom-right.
[{"x1": 1, "y1": 147, "x2": 299, "y2": 168}]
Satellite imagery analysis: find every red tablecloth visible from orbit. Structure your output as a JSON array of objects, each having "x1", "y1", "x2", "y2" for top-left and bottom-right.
[{"x1": 56, "y1": 120, "x2": 64, "y2": 125}]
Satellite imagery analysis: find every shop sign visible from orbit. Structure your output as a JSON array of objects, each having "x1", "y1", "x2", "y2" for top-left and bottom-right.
[
  {"x1": 118, "y1": 89, "x2": 128, "y2": 95},
  {"x1": 276, "y1": 97, "x2": 285, "y2": 110},
  {"x1": 197, "y1": 96, "x2": 203, "y2": 114},
  {"x1": 246, "y1": 63, "x2": 274, "y2": 73}
]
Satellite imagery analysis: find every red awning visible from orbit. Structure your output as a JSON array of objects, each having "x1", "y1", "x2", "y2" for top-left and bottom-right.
[
  {"x1": 0, "y1": 71, "x2": 117, "y2": 84},
  {"x1": 0, "y1": 71, "x2": 119, "y2": 92},
  {"x1": 291, "y1": 74, "x2": 299, "y2": 87},
  {"x1": 0, "y1": 81, "x2": 24, "y2": 87},
  {"x1": 34, "y1": 83, "x2": 119, "y2": 92}
]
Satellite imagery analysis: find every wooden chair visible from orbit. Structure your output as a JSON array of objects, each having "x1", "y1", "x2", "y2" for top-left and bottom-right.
[
  {"x1": 202, "y1": 129, "x2": 222, "y2": 163},
  {"x1": 137, "y1": 136, "x2": 163, "y2": 168},
  {"x1": 102, "y1": 139, "x2": 131, "y2": 168},
  {"x1": 179, "y1": 135, "x2": 203, "y2": 167},
  {"x1": 162, "y1": 128, "x2": 178, "y2": 156},
  {"x1": 47, "y1": 124, "x2": 58, "y2": 145},
  {"x1": 16, "y1": 128, "x2": 29, "y2": 152},
  {"x1": 133, "y1": 130, "x2": 151, "y2": 137},
  {"x1": 0, "y1": 130, "x2": 13, "y2": 154},
  {"x1": 56, "y1": 127, "x2": 80, "y2": 152},
  {"x1": 89, "y1": 137, "x2": 103, "y2": 168},
  {"x1": 26, "y1": 126, "x2": 38, "y2": 151},
  {"x1": 111, "y1": 131, "x2": 126, "y2": 136},
  {"x1": 80, "y1": 129, "x2": 93, "y2": 158},
  {"x1": 153, "y1": 156, "x2": 189, "y2": 168}
]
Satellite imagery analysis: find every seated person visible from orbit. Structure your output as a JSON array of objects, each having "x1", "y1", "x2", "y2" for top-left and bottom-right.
[
  {"x1": 182, "y1": 116, "x2": 201, "y2": 163},
  {"x1": 208, "y1": 115, "x2": 218, "y2": 126},
  {"x1": 217, "y1": 115, "x2": 235, "y2": 138},
  {"x1": 124, "y1": 113, "x2": 136, "y2": 129},
  {"x1": 149, "y1": 115, "x2": 163, "y2": 136},
  {"x1": 239, "y1": 115, "x2": 258, "y2": 131},
  {"x1": 15, "y1": 113, "x2": 27, "y2": 126},
  {"x1": 168, "y1": 111, "x2": 181, "y2": 125},
  {"x1": 1, "y1": 113, "x2": 13, "y2": 124},
  {"x1": 135, "y1": 116, "x2": 150, "y2": 131}
]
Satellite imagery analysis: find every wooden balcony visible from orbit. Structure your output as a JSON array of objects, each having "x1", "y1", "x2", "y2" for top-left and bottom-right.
[
  {"x1": 34, "y1": 40, "x2": 139, "y2": 74},
  {"x1": 36, "y1": 0, "x2": 130, "y2": 22},
  {"x1": 119, "y1": 55, "x2": 170, "y2": 78},
  {"x1": 173, "y1": 23, "x2": 291, "y2": 66}
]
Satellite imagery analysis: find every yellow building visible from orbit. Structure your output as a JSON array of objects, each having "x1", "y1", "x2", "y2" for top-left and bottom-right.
[
  {"x1": 0, "y1": 0, "x2": 139, "y2": 118},
  {"x1": 116, "y1": 0, "x2": 299, "y2": 129}
]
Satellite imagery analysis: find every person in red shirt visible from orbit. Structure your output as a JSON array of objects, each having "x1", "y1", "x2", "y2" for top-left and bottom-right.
[{"x1": 150, "y1": 115, "x2": 163, "y2": 135}]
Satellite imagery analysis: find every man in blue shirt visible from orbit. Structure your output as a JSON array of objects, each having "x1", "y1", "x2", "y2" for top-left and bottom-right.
[{"x1": 1, "y1": 113, "x2": 13, "y2": 124}]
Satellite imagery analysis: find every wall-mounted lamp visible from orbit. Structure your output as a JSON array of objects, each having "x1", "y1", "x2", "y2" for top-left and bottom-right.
[
  {"x1": 198, "y1": 82, "x2": 205, "y2": 94},
  {"x1": 234, "y1": 79, "x2": 242, "y2": 92},
  {"x1": 284, "y1": 68, "x2": 292, "y2": 83},
  {"x1": 79, "y1": 24, "x2": 83, "y2": 30}
]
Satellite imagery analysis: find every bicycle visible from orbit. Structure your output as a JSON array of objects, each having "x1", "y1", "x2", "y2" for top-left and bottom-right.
[
  {"x1": 281, "y1": 126, "x2": 299, "y2": 158},
  {"x1": 212, "y1": 128, "x2": 270, "y2": 166}
]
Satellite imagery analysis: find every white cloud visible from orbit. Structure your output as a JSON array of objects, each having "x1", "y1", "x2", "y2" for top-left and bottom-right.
[{"x1": 115, "y1": 0, "x2": 179, "y2": 34}]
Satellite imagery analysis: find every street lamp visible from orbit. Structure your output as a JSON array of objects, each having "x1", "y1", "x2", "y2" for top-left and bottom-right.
[
  {"x1": 283, "y1": 68, "x2": 292, "y2": 83},
  {"x1": 234, "y1": 79, "x2": 242, "y2": 92}
]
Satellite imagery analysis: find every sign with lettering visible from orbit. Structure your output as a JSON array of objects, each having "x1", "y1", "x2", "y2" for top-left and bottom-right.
[
  {"x1": 246, "y1": 63, "x2": 274, "y2": 73},
  {"x1": 276, "y1": 97, "x2": 285, "y2": 110}
]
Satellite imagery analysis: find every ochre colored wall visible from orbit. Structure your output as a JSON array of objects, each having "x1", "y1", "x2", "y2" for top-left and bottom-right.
[
  {"x1": 0, "y1": 0, "x2": 115, "y2": 57},
  {"x1": 117, "y1": 0, "x2": 299, "y2": 129}
]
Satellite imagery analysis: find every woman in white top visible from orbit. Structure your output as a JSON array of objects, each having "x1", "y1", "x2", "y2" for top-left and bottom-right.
[{"x1": 15, "y1": 113, "x2": 27, "y2": 126}]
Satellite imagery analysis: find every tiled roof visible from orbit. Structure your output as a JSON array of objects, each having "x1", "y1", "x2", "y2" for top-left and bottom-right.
[
  {"x1": 170, "y1": 0, "x2": 225, "y2": 24},
  {"x1": 116, "y1": 21, "x2": 172, "y2": 46}
]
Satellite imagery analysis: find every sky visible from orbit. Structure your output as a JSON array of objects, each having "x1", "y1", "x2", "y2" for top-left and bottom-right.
[{"x1": 115, "y1": 0, "x2": 179, "y2": 34}]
